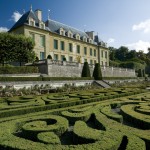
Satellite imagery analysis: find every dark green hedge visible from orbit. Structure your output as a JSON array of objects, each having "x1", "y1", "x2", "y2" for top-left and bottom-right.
[
  {"x1": 103, "y1": 77, "x2": 137, "y2": 80},
  {"x1": 0, "y1": 66, "x2": 39, "y2": 74},
  {"x1": 0, "y1": 77, "x2": 94, "y2": 82}
]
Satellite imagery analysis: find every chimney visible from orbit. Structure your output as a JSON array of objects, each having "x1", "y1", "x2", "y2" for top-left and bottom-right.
[
  {"x1": 35, "y1": 9, "x2": 42, "y2": 21},
  {"x1": 86, "y1": 31, "x2": 94, "y2": 40}
]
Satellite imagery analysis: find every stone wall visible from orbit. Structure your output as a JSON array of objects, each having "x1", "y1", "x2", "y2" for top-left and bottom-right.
[{"x1": 36, "y1": 59, "x2": 136, "y2": 77}]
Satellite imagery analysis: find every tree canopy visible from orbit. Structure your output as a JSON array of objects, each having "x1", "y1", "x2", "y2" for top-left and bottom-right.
[
  {"x1": 109, "y1": 46, "x2": 150, "y2": 76},
  {"x1": 0, "y1": 32, "x2": 35, "y2": 66}
]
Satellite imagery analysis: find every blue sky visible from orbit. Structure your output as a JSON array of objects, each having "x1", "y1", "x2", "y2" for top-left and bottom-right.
[{"x1": 1, "y1": 0, "x2": 150, "y2": 53}]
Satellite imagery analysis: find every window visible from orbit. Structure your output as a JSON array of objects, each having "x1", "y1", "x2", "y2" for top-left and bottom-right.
[
  {"x1": 90, "y1": 48, "x2": 92, "y2": 56},
  {"x1": 41, "y1": 24, "x2": 45, "y2": 29},
  {"x1": 30, "y1": 20, "x2": 34, "y2": 26},
  {"x1": 77, "y1": 45, "x2": 80, "y2": 54},
  {"x1": 84, "y1": 47, "x2": 87, "y2": 55},
  {"x1": 83, "y1": 37, "x2": 87, "y2": 42},
  {"x1": 105, "y1": 51, "x2": 107, "y2": 58},
  {"x1": 61, "y1": 31, "x2": 64, "y2": 35},
  {"x1": 69, "y1": 43, "x2": 73, "y2": 52},
  {"x1": 54, "y1": 39, "x2": 58, "y2": 49},
  {"x1": 60, "y1": 41, "x2": 65, "y2": 51},
  {"x1": 54, "y1": 54, "x2": 58, "y2": 60},
  {"x1": 69, "y1": 56, "x2": 73, "y2": 62},
  {"x1": 76, "y1": 34, "x2": 80, "y2": 40},
  {"x1": 101, "y1": 61, "x2": 103, "y2": 66},
  {"x1": 61, "y1": 55, "x2": 65, "y2": 61},
  {"x1": 94, "y1": 60, "x2": 97, "y2": 64},
  {"x1": 90, "y1": 60, "x2": 93, "y2": 65},
  {"x1": 40, "y1": 36, "x2": 45, "y2": 47},
  {"x1": 69, "y1": 33, "x2": 72, "y2": 38},
  {"x1": 30, "y1": 33, "x2": 35, "y2": 42},
  {"x1": 105, "y1": 62, "x2": 107, "y2": 66},
  {"x1": 84, "y1": 59, "x2": 87, "y2": 62},
  {"x1": 40, "y1": 52, "x2": 45, "y2": 60},
  {"x1": 94, "y1": 49, "x2": 96, "y2": 57},
  {"x1": 101, "y1": 51, "x2": 103, "y2": 58}
]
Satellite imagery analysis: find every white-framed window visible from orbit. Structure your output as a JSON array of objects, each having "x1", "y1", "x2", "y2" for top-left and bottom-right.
[
  {"x1": 60, "y1": 41, "x2": 65, "y2": 51},
  {"x1": 40, "y1": 36, "x2": 45, "y2": 47},
  {"x1": 69, "y1": 56, "x2": 73, "y2": 62},
  {"x1": 40, "y1": 23, "x2": 45, "y2": 29},
  {"x1": 59, "y1": 28, "x2": 65, "y2": 36},
  {"x1": 54, "y1": 54, "x2": 58, "y2": 60},
  {"x1": 83, "y1": 36, "x2": 87, "y2": 42},
  {"x1": 67, "y1": 31, "x2": 73, "y2": 38},
  {"x1": 30, "y1": 33, "x2": 35, "y2": 42},
  {"x1": 30, "y1": 20, "x2": 35, "y2": 26},
  {"x1": 105, "y1": 51, "x2": 107, "y2": 58},
  {"x1": 75, "y1": 34, "x2": 80, "y2": 40},
  {"x1": 40, "y1": 52, "x2": 45, "y2": 60},
  {"x1": 77, "y1": 45, "x2": 80, "y2": 54}
]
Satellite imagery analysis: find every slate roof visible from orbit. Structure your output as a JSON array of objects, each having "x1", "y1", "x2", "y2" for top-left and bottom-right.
[
  {"x1": 9, "y1": 9, "x2": 107, "y2": 46},
  {"x1": 9, "y1": 10, "x2": 89, "y2": 39},
  {"x1": 9, "y1": 10, "x2": 39, "y2": 31},
  {"x1": 45, "y1": 19, "x2": 89, "y2": 38}
]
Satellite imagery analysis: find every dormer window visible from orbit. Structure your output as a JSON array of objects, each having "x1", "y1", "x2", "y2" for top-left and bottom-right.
[
  {"x1": 30, "y1": 20, "x2": 34, "y2": 26},
  {"x1": 29, "y1": 18, "x2": 35, "y2": 26},
  {"x1": 88, "y1": 38, "x2": 93, "y2": 44},
  {"x1": 59, "y1": 28, "x2": 65, "y2": 36},
  {"x1": 75, "y1": 34, "x2": 80, "y2": 40},
  {"x1": 40, "y1": 23, "x2": 45, "y2": 29},
  {"x1": 83, "y1": 36, "x2": 87, "y2": 42},
  {"x1": 67, "y1": 31, "x2": 73, "y2": 38}
]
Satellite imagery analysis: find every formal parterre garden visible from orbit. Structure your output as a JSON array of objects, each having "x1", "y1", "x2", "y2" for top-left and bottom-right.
[{"x1": 0, "y1": 85, "x2": 150, "y2": 150}]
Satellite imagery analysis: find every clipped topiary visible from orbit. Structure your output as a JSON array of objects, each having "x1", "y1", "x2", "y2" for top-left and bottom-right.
[
  {"x1": 47, "y1": 55, "x2": 52, "y2": 59},
  {"x1": 138, "y1": 69, "x2": 143, "y2": 77},
  {"x1": 81, "y1": 62, "x2": 91, "y2": 77},
  {"x1": 142, "y1": 69, "x2": 145, "y2": 77},
  {"x1": 93, "y1": 63, "x2": 102, "y2": 80}
]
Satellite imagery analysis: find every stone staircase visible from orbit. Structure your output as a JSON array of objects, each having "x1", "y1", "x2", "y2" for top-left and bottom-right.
[{"x1": 93, "y1": 80, "x2": 111, "y2": 88}]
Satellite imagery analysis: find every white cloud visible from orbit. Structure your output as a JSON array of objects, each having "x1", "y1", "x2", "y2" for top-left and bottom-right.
[
  {"x1": 132, "y1": 19, "x2": 150, "y2": 33},
  {"x1": 0, "y1": 27, "x2": 9, "y2": 32},
  {"x1": 125, "y1": 40, "x2": 150, "y2": 53},
  {"x1": 11, "y1": 11, "x2": 22, "y2": 22},
  {"x1": 107, "y1": 38, "x2": 115, "y2": 43}
]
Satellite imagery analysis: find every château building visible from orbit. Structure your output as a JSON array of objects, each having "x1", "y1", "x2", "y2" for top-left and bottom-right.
[{"x1": 9, "y1": 7, "x2": 109, "y2": 66}]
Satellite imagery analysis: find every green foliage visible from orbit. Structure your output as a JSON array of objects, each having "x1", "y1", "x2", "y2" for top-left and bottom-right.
[
  {"x1": 109, "y1": 46, "x2": 150, "y2": 73},
  {"x1": 0, "y1": 66, "x2": 38, "y2": 74},
  {"x1": 119, "y1": 61, "x2": 145, "y2": 70},
  {"x1": 0, "y1": 32, "x2": 35, "y2": 66},
  {"x1": 81, "y1": 62, "x2": 91, "y2": 77},
  {"x1": 93, "y1": 63, "x2": 102, "y2": 80},
  {"x1": 37, "y1": 132, "x2": 60, "y2": 144},
  {"x1": 47, "y1": 55, "x2": 52, "y2": 59},
  {"x1": 73, "y1": 120, "x2": 103, "y2": 143},
  {"x1": 138, "y1": 69, "x2": 143, "y2": 77}
]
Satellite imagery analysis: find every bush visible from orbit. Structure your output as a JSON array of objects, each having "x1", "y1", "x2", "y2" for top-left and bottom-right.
[
  {"x1": 81, "y1": 62, "x2": 91, "y2": 77},
  {"x1": 93, "y1": 63, "x2": 102, "y2": 80},
  {"x1": 138, "y1": 69, "x2": 143, "y2": 77},
  {"x1": 0, "y1": 66, "x2": 39, "y2": 74},
  {"x1": 47, "y1": 55, "x2": 52, "y2": 59}
]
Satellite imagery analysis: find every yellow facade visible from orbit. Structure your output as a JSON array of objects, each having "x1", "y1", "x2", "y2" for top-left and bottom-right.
[{"x1": 10, "y1": 9, "x2": 109, "y2": 66}]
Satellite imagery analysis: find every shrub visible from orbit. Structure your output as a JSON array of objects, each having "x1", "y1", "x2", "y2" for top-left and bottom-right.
[
  {"x1": 137, "y1": 69, "x2": 143, "y2": 77},
  {"x1": 81, "y1": 62, "x2": 91, "y2": 77},
  {"x1": 0, "y1": 66, "x2": 39, "y2": 74},
  {"x1": 47, "y1": 55, "x2": 52, "y2": 59},
  {"x1": 93, "y1": 63, "x2": 102, "y2": 80}
]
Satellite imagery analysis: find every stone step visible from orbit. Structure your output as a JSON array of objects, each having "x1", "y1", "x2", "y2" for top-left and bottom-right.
[{"x1": 93, "y1": 80, "x2": 111, "y2": 88}]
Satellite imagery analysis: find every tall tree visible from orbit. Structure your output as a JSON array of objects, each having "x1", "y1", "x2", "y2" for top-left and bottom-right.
[
  {"x1": 0, "y1": 33, "x2": 35, "y2": 66},
  {"x1": 115, "y1": 46, "x2": 129, "y2": 61}
]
